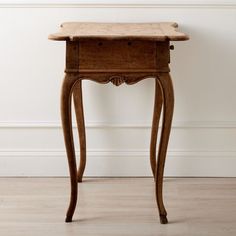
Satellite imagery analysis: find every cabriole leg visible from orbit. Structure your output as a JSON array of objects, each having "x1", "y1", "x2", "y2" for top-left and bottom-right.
[
  {"x1": 73, "y1": 80, "x2": 86, "y2": 183},
  {"x1": 150, "y1": 79, "x2": 163, "y2": 178},
  {"x1": 155, "y1": 73, "x2": 174, "y2": 224},
  {"x1": 61, "y1": 74, "x2": 79, "y2": 222}
]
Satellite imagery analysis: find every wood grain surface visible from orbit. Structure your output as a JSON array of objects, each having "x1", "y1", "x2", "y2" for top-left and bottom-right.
[{"x1": 49, "y1": 22, "x2": 189, "y2": 41}]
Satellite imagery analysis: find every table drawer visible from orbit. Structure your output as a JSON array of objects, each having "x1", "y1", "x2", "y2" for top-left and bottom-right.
[{"x1": 78, "y1": 40, "x2": 157, "y2": 70}]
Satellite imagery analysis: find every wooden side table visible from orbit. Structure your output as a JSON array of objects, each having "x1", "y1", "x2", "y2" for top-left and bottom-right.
[{"x1": 49, "y1": 22, "x2": 189, "y2": 224}]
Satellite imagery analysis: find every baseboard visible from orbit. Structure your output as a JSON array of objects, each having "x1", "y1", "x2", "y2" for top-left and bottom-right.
[{"x1": 0, "y1": 149, "x2": 235, "y2": 177}]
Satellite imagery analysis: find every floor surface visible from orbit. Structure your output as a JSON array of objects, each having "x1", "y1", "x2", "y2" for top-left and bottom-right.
[{"x1": 0, "y1": 177, "x2": 235, "y2": 236}]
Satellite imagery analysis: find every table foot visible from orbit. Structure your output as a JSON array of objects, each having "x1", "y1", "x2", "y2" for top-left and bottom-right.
[
  {"x1": 65, "y1": 216, "x2": 73, "y2": 223},
  {"x1": 160, "y1": 214, "x2": 168, "y2": 224},
  {"x1": 77, "y1": 177, "x2": 83, "y2": 183}
]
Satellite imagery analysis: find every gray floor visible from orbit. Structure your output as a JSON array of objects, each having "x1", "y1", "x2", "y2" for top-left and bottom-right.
[{"x1": 0, "y1": 177, "x2": 235, "y2": 236}]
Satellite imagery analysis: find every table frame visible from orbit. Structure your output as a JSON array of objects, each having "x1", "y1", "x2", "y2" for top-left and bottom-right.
[{"x1": 61, "y1": 39, "x2": 174, "y2": 224}]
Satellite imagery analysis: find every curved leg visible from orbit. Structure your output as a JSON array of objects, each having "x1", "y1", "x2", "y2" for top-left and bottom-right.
[
  {"x1": 73, "y1": 80, "x2": 86, "y2": 183},
  {"x1": 155, "y1": 73, "x2": 174, "y2": 224},
  {"x1": 61, "y1": 74, "x2": 79, "y2": 222},
  {"x1": 150, "y1": 79, "x2": 163, "y2": 178}
]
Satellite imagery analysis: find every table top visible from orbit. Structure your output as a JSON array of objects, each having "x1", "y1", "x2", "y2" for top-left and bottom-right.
[{"x1": 49, "y1": 22, "x2": 189, "y2": 41}]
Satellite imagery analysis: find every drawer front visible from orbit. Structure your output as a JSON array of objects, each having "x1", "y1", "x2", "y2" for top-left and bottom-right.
[{"x1": 78, "y1": 40, "x2": 157, "y2": 71}]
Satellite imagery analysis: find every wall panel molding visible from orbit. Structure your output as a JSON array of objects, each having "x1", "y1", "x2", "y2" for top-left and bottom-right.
[
  {"x1": 0, "y1": 121, "x2": 236, "y2": 129},
  {"x1": 0, "y1": 0, "x2": 236, "y2": 8},
  {"x1": 0, "y1": 149, "x2": 235, "y2": 177}
]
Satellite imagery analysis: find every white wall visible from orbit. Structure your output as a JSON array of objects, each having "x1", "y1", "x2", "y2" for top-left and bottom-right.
[{"x1": 0, "y1": 0, "x2": 236, "y2": 177}]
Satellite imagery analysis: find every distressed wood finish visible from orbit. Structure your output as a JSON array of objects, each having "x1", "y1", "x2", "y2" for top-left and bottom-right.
[
  {"x1": 78, "y1": 40, "x2": 156, "y2": 70},
  {"x1": 49, "y1": 22, "x2": 189, "y2": 41},
  {"x1": 49, "y1": 22, "x2": 188, "y2": 224}
]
